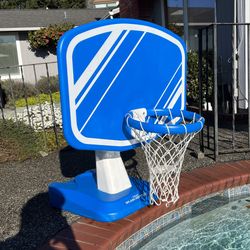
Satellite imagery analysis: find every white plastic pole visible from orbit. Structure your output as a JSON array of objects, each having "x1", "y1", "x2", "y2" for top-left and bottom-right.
[
  {"x1": 95, "y1": 151, "x2": 132, "y2": 194},
  {"x1": 245, "y1": 0, "x2": 249, "y2": 108},
  {"x1": 233, "y1": 0, "x2": 237, "y2": 113}
]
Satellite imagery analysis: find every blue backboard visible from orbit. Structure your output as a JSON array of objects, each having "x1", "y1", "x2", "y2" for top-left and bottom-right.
[{"x1": 57, "y1": 18, "x2": 186, "y2": 151}]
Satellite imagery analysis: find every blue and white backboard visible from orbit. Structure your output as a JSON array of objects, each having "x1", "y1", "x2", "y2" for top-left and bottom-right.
[{"x1": 57, "y1": 19, "x2": 186, "y2": 151}]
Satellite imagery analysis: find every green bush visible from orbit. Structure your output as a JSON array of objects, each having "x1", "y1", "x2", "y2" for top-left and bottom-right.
[
  {"x1": 15, "y1": 92, "x2": 60, "y2": 107},
  {"x1": 36, "y1": 75, "x2": 59, "y2": 94},
  {"x1": 28, "y1": 23, "x2": 75, "y2": 50},
  {"x1": 187, "y1": 51, "x2": 213, "y2": 105},
  {"x1": 0, "y1": 76, "x2": 59, "y2": 106},
  {"x1": 0, "y1": 79, "x2": 37, "y2": 104}
]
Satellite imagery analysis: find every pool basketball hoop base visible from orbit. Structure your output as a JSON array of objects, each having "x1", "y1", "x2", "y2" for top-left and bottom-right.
[
  {"x1": 49, "y1": 170, "x2": 150, "y2": 222},
  {"x1": 49, "y1": 18, "x2": 203, "y2": 222},
  {"x1": 49, "y1": 151, "x2": 150, "y2": 222}
]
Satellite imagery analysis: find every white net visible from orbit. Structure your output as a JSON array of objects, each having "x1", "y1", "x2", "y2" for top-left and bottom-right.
[{"x1": 127, "y1": 109, "x2": 202, "y2": 206}]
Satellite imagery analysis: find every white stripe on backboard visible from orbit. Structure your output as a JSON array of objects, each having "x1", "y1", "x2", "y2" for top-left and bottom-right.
[
  {"x1": 153, "y1": 75, "x2": 182, "y2": 124},
  {"x1": 167, "y1": 83, "x2": 183, "y2": 109},
  {"x1": 79, "y1": 32, "x2": 146, "y2": 133},
  {"x1": 73, "y1": 30, "x2": 123, "y2": 99},
  {"x1": 75, "y1": 30, "x2": 129, "y2": 109},
  {"x1": 154, "y1": 62, "x2": 182, "y2": 109},
  {"x1": 163, "y1": 77, "x2": 182, "y2": 108}
]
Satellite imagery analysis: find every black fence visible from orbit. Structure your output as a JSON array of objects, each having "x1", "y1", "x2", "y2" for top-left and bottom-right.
[
  {"x1": 0, "y1": 62, "x2": 63, "y2": 153},
  {"x1": 1, "y1": 23, "x2": 250, "y2": 161},
  {"x1": 197, "y1": 23, "x2": 250, "y2": 160}
]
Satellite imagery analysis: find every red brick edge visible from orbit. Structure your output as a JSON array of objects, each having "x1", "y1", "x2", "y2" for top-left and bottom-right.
[{"x1": 41, "y1": 160, "x2": 250, "y2": 250}]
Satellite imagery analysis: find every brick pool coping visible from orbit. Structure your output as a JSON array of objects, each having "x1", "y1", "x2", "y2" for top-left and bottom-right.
[{"x1": 41, "y1": 160, "x2": 250, "y2": 250}]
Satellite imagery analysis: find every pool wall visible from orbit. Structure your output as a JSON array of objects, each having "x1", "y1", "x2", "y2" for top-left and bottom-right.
[
  {"x1": 41, "y1": 161, "x2": 250, "y2": 250},
  {"x1": 117, "y1": 184, "x2": 250, "y2": 249}
]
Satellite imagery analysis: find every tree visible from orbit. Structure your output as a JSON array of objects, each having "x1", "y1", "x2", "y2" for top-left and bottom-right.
[
  {"x1": 0, "y1": 0, "x2": 86, "y2": 9},
  {"x1": 25, "y1": 0, "x2": 39, "y2": 8},
  {"x1": 62, "y1": 0, "x2": 85, "y2": 8},
  {"x1": 0, "y1": 0, "x2": 26, "y2": 8},
  {"x1": 187, "y1": 51, "x2": 213, "y2": 105}
]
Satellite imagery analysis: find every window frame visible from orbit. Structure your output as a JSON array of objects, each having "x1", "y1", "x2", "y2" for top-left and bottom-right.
[{"x1": 0, "y1": 32, "x2": 22, "y2": 80}]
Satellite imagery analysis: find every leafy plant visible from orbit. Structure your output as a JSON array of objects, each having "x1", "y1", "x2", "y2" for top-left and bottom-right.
[
  {"x1": 187, "y1": 51, "x2": 213, "y2": 105},
  {"x1": 15, "y1": 92, "x2": 60, "y2": 107},
  {"x1": 0, "y1": 79, "x2": 37, "y2": 104},
  {"x1": 36, "y1": 75, "x2": 59, "y2": 94},
  {"x1": 28, "y1": 23, "x2": 74, "y2": 50},
  {"x1": 0, "y1": 75, "x2": 59, "y2": 106},
  {"x1": 0, "y1": 0, "x2": 86, "y2": 9}
]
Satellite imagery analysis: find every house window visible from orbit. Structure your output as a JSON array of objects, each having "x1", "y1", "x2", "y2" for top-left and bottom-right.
[
  {"x1": 188, "y1": 0, "x2": 215, "y2": 24},
  {"x1": 167, "y1": 0, "x2": 215, "y2": 50},
  {"x1": 0, "y1": 35, "x2": 19, "y2": 76},
  {"x1": 167, "y1": 0, "x2": 184, "y2": 25},
  {"x1": 167, "y1": 0, "x2": 215, "y2": 24}
]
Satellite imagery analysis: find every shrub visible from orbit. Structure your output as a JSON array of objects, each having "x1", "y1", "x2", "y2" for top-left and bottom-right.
[
  {"x1": 187, "y1": 51, "x2": 213, "y2": 105},
  {"x1": 36, "y1": 75, "x2": 59, "y2": 94},
  {"x1": 28, "y1": 23, "x2": 75, "y2": 50},
  {"x1": 15, "y1": 92, "x2": 60, "y2": 107},
  {"x1": 0, "y1": 79, "x2": 37, "y2": 104}
]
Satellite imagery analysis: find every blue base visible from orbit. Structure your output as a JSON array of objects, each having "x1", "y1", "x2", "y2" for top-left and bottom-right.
[{"x1": 49, "y1": 170, "x2": 150, "y2": 222}]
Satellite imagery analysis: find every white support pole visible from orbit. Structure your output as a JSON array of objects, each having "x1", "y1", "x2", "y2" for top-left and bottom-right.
[
  {"x1": 245, "y1": 0, "x2": 249, "y2": 108},
  {"x1": 95, "y1": 151, "x2": 132, "y2": 194},
  {"x1": 233, "y1": 0, "x2": 237, "y2": 113}
]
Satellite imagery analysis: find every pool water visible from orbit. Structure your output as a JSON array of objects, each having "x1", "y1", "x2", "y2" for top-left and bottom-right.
[{"x1": 137, "y1": 196, "x2": 250, "y2": 250}]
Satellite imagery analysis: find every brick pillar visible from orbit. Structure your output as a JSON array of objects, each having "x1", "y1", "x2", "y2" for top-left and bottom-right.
[
  {"x1": 120, "y1": 0, "x2": 158, "y2": 24},
  {"x1": 119, "y1": 0, "x2": 139, "y2": 18}
]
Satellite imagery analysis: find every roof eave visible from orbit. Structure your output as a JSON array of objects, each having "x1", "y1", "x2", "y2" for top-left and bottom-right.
[{"x1": 0, "y1": 27, "x2": 42, "y2": 32}]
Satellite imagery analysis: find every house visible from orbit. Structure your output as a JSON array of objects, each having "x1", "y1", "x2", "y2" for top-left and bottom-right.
[
  {"x1": 119, "y1": 0, "x2": 250, "y2": 111},
  {"x1": 120, "y1": 0, "x2": 216, "y2": 50},
  {"x1": 0, "y1": 9, "x2": 109, "y2": 83}
]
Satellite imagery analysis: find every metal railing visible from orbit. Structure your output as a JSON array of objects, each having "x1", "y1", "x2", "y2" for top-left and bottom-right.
[
  {"x1": 198, "y1": 23, "x2": 250, "y2": 160},
  {"x1": 1, "y1": 23, "x2": 250, "y2": 161},
  {"x1": 0, "y1": 61, "x2": 62, "y2": 151}
]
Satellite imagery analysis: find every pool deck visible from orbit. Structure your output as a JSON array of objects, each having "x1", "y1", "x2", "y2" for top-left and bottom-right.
[{"x1": 40, "y1": 160, "x2": 250, "y2": 250}]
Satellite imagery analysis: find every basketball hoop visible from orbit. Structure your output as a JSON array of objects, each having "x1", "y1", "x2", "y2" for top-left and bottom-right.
[
  {"x1": 50, "y1": 18, "x2": 202, "y2": 222},
  {"x1": 126, "y1": 108, "x2": 204, "y2": 206}
]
